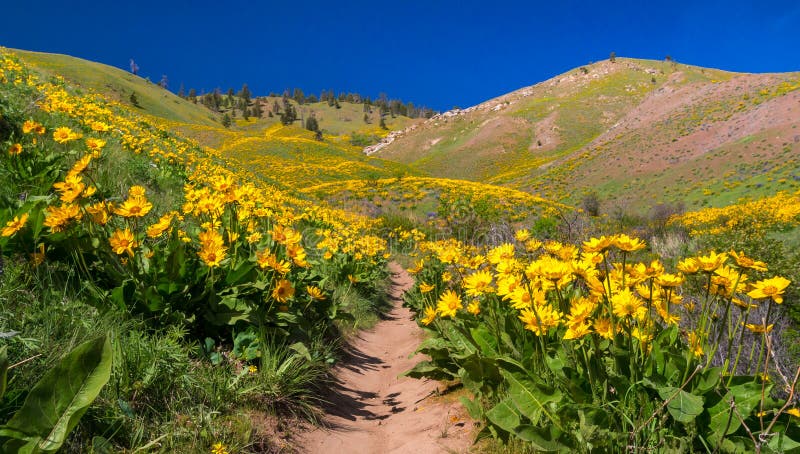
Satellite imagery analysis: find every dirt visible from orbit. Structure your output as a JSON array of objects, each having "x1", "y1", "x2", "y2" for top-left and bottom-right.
[{"x1": 296, "y1": 262, "x2": 474, "y2": 454}]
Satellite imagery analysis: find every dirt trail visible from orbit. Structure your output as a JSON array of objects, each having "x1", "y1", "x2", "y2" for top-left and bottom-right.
[{"x1": 297, "y1": 262, "x2": 473, "y2": 454}]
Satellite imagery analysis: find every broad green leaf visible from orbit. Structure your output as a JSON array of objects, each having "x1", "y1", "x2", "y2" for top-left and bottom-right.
[
  {"x1": 289, "y1": 342, "x2": 312, "y2": 362},
  {"x1": 501, "y1": 370, "x2": 563, "y2": 427},
  {"x1": 657, "y1": 386, "x2": 704, "y2": 423},
  {"x1": 767, "y1": 432, "x2": 800, "y2": 452},
  {"x1": 514, "y1": 425, "x2": 568, "y2": 452},
  {"x1": 693, "y1": 366, "x2": 722, "y2": 395},
  {"x1": 4, "y1": 336, "x2": 112, "y2": 452},
  {"x1": 225, "y1": 260, "x2": 255, "y2": 286},
  {"x1": 485, "y1": 398, "x2": 520, "y2": 434},
  {"x1": 470, "y1": 326, "x2": 498, "y2": 357},
  {"x1": 708, "y1": 380, "x2": 766, "y2": 441},
  {"x1": 403, "y1": 361, "x2": 457, "y2": 380}
]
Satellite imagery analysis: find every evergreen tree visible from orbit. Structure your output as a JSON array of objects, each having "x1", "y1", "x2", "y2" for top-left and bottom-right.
[
  {"x1": 159, "y1": 74, "x2": 168, "y2": 89},
  {"x1": 379, "y1": 116, "x2": 388, "y2": 130},
  {"x1": 188, "y1": 88, "x2": 197, "y2": 103},
  {"x1": 280, "y1": 96, "x2": 297, "y2": 125},
  {"x1": 239, "y1": 84, "x2": 251, "y2": 103},
  {"x1": 363, "y1": 113, "x2": 370, "y2": 124},
  {"x1": 315, "y1": 129, "x2": 323, "y2": 141},
  {"x1": 221, "y1": 113, "x2": 232, "y2": 128},
  {"x1": 305, "y1": 114, "x2": 319, "y2": 132},
  {"x1": 293, "y1": 88, "x2": 305, "y2": 104},
  {"x1": 252, "y1": 100, "x2": 263, "y2": 118},
  {"x1": 334, "y1": 99, "x2": 341, "y2": 109},
  {"x1": 178, "y1": 83, "x2": 186, "y2": 98},
  {"x1": 243, "y1": 108, "x2": 250, "y2": 120},
  {"x1": 610, "y1": 51, "x2": 616, "y2": 63},
  {"x1": 129, "y1": 92, "x2": 141, "y2": 108}
]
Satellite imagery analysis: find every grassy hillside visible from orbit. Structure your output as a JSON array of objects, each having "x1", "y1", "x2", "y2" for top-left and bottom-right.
[
  {"x1": 378, "y1": 58, "x2": 800, "y2": 211},
  {"x1": 11, "y1": 49, "x2": 221, "y2": 126},
  {"x1": 10, "y1": 48, "x2": 425, "y2": 190}
]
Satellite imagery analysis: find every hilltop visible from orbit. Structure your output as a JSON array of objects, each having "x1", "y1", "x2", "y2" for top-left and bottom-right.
[
  {"x1": 9, "y1": 49, "x2": 425, "y2": 190},
  {"x1": 375, "y1": 58, "x2": 800, "y2": 211}
]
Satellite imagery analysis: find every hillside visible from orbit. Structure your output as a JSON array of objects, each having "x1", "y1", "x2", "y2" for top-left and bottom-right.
[
  {"x1": 376, "y1": 58, "x2": 800, "y2": 211},
  {"x1": 11, "y1": 49, "x2": 221, "y2": 126},
  {"x1": 10, "y1": 49, "x2": 424, "y2": 190}
]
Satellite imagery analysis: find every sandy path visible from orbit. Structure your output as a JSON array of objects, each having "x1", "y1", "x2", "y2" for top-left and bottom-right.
[{"x1": 297, "y1": 262, "x2": 472, "y2": 454}]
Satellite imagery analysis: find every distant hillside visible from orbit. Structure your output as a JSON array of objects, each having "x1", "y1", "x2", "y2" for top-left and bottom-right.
[
  {"x1": 376, "y1": 58, "x2": 800, "y2": 211},
  {"x1": 9, "y1": 48, "x2": 424, "y2": 189},
  {"x1": 11, "y1": 49, "x2": 221, "y2": 126}
]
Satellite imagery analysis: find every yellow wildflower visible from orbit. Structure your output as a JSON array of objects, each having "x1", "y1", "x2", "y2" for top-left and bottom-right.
[
  {"x1": 747, "y1": 276, "x2": 790, "y2": 304},
  {"x1": 198, "y1": 229, "x2": 226, "y2": 267},
  {"x1": 696, "y1": 251, "x2": 728, "y2": 273},
  {"x1": 463, "y1": 270, "x2": 494, "y2": 296},
  {"x1": 730, "y1": 251, "x2": 768, "y2": 272},
  {"x1": 306, "y1": 285, "x2": 325, "y2": 300},
  {"x1": 114, "y1": 196, "x2": 153, "y2": 218},
  {"x1": 211, "y1": 442, "x2": 229, "y2": 454},
  {"x1": 582, "y1": 236, "x2": 613, "y2": 253},
  {"x1": 1, "y1": 213, "x2": 28, "y2": 237},
  {"x1": 436, "y1": 290, "x2": 462, "y2": 318},
  {"x1": 611, "y1": 289, "x2": 646, "y2": 319},
  {"x1": 612, "y1": 234, "x2": 646, "y2": 252},
  {"x1": 109, "y1": 228, "x2": 137, "y2": 256},
  {"x1": 7, "y1": 143, "x2": 22, "y2": 155},
  {"x1": 272, "y1": 279, "x2": 295, "y2": 303},
  {"x1": 421, "y1": 306, "x2": 437, "y2": 325},
  {"x1": 146, "y1": 213, "x2": 174, "y2": 237}
]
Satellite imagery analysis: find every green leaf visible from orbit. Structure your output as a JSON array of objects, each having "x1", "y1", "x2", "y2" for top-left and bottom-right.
[
  {"x1": 225, "y1": 260, "x2": 255, "y2": 286},
  {"x1": 485, "y1": 398, "x2": 520, "y2": 434},
  {"x1": 514, "y1": 425, "x2": 568, "y2": 452},
  {"x1": 501, "y1": 370, "x2": 563, "y2": 429},
  {"x1": 288, "y1": 342, "x2": 312, "y2": 362},
  {"x1": 768, "y1": 432, "x2": 800, "y2": 452},
  {"x1": 707, "y1": 381, "x2": 765, "y2": 442},
  {"x1": 0, "y1": 346, "x2": 7, "y2": 400},
  {"x1": 459, "y1": 396, "x2": 483, "y2": 421},
  {"x1": 693, "y1": 366, "x2": 722, "y2": 395},
  {"x1": 657, "y1": 386, "x2": 704, "y2": 423},
  {"x1": 470, "y1": 326, "x2": 498, "y2": 357},
  {"x1": 3, "y1": 336, "x2": 112, "y2": 452},
  {"x1": 403, "y1": 361, "x2": 457, "y2": 381}
]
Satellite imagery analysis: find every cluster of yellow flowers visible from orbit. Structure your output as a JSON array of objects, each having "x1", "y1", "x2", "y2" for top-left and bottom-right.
[
  {"x1": 0, "y1": 50, "x2": 392, "y2": 315},
  {"x1": 673, "y1": 191, "x2": 800, "y2": 236},
  {"x1": 412, "y1": 231, "x2": 790, "y2": 357}
]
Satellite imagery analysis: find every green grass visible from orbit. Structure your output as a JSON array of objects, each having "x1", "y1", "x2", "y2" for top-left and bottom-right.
[{"x1": 12, "y1": 49, "x2": 221, "y2": 127}]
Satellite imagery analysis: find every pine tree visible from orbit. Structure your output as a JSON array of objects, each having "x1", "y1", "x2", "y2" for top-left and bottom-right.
[
  {"x1": 188, "y1": 88, "x2": 197, "y2": 103},
  {"x1": 379, "y1": 116, "x2": 388, "y2": 130},
  {"x1": 239, "y1": 84, "x2": 251, "y2": 103},
  {"x1": 178, "y1": 83, "x2": 186, "y2": 98},
  {"x1": 280, "y1": 97, "x2": 297, "y2": 125},
  {"x1": 221, "y1": 113, "x2": 232, "y2": 128},
  {"x1": 130, "y1": 92, "x2": 141, "y2": 108},
  {"x1": 305, "y1": 114, "x2": 319, "y2": 132}
]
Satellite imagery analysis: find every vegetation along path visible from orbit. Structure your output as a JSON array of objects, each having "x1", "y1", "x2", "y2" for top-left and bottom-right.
[{"x1": 298, "y1": 262, "x2": 473, "y2": 453}]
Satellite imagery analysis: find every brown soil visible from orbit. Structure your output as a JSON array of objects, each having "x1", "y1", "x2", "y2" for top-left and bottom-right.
[{"x1": 296, "y1": 263, "x2": 474, "y2": 453}]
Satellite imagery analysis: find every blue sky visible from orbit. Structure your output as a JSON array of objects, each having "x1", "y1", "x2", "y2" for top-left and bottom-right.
[{"x1": 1, "y1": 1, "x2": 798, "y2": 111}]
